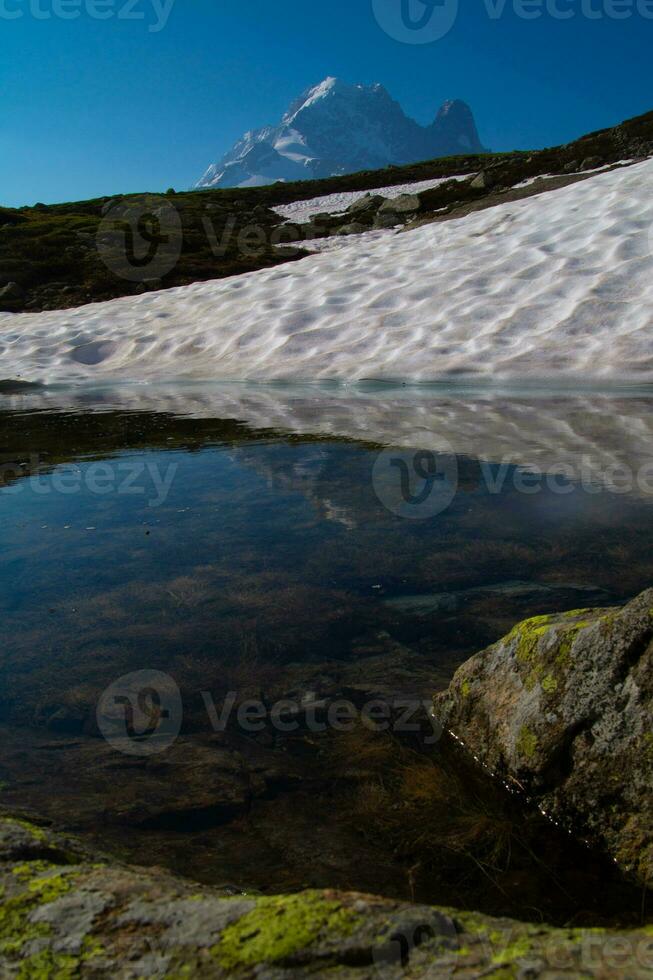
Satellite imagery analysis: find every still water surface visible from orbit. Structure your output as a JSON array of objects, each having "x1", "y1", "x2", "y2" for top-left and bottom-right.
[{"x1": 1, "y1": 383, "x2": 652, "y2": 924}]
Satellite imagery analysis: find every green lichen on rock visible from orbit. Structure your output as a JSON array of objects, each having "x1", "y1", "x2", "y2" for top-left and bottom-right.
[
  {"x1": 2, "y1": 819, "x2": 47, "y2": 844},
  {"x1": 562, "y1": 607, "x2": 592, "y2": 619},
  {"x1": 490, "y1": 935, "x2": 532, "y2": 965},
  {"x1": 17, "y1": 949, "x2": 80, "y2": 979},
  {"x1": 0, "y1": 869, "x2": 77, "y2": 955},
  {"x1": 507, "y1": 609, "x2": 594, "y2": 678},
  {"x1": 11, "y1": 863, "x2": 58, "y2": 883},
  {"x1": 14, "y1": 937, "x2": 105, "y2": 980},
  {"x1": 213, "y1": 891, "x2": 360, "y2": 969},
  {"x1": 506, "y1": 614, "x2": 552, "y2": 665},
  {"x1": 1, "y1": 812, "x2": 653, "y2": 977},
  {"x1": 516, "y1": 725, "x2": 538, "y2": 760},
  {"x1": 434, "y1": 587, "x2": 653, "y2": 888},
  {"x1": 554, "y1": 618, "x2": 592, "y2": 669}
]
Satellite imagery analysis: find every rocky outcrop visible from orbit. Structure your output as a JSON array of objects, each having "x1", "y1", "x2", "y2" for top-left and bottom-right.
[
  {"x1": 2, "y1": 812, "x2": 653, "y2": 978},
  {"x1": 275, "y1": 159, "x2": 642, "y2": 248},
  {"x1": 0, "y1": 282, "x2": 24, "y2": 312},
  {"x1": 434, "y1": 589, "x2": 653, "y2": 887}
]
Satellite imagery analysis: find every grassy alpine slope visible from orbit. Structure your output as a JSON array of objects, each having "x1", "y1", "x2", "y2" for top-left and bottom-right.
[{"x1": 1, "y1": 108, "x2": 652, "y2": 316}]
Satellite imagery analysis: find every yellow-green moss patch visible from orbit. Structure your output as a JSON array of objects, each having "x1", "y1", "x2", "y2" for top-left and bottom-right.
[
  {"x1": 2, "y1": 819, "x2": 47, "y2": 843},
  {"x1": 17, "y1": 950, "x2": 79, "y2": 979},
  {"x1": 491, "y1": 935, "x2": 532, "y2": 965},
  {"x1": 525, "y1": 663, "x2": 544, "y2": 691},
  {"x1": 506, "y1": 615, "x2": 552, "y2": 666},
  {"x1": 11, "y1": 862, "x2": 59, "y2": 883},
  {"x1": 541, "y1": 673, "x2": 558, "y2": 694},
  {"x1": 15, "y1": 940, "x2": 103, "y2": 980},
  {"x1": 213, "y1": 892, "x2": 360, "y2": 969},
  {"x1": 0, "y1": 871, "x2": 75, "y2": 957},
  {"x1": 516, "y1": 726, "x2": 538, "y2": 760},
  {"x1": 554, "y1": 621, "x2": 591, "y2": 669}
]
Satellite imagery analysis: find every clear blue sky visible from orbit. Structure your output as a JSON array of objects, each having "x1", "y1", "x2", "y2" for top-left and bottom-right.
[{"x1": 2, "y1": 0, "x2": 652, "y2": 207}]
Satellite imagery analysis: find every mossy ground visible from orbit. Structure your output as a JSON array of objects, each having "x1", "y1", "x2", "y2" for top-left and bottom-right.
[
  {"x1": 0, "y1": 190, "x2": 302, "y2": 313},
  {"x1": 213, "y1": 892, "x2": 360, "y2": 969},
  {"x1": 0, "y1": 869, "x2": 74, "y2": 957},
  {"x1": 1, "y1": 815, "x2": 652, "y2": 977}
]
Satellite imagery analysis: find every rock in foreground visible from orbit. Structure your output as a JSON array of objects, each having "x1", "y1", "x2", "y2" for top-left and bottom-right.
[
  {"x1": 1, "y1": 812, "x2": 653, "y2": 977},
  {"x1": 435, "y1": 589, "x2": 653, "y2": 887}
]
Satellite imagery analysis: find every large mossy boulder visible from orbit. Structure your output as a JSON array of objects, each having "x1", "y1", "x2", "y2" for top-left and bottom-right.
[
  {"x1": 1, "y1": 812, "x2": 653, "y2": 977},
  {"x1": 434, "y1": 589, "x2": 653, "y2": 887}
]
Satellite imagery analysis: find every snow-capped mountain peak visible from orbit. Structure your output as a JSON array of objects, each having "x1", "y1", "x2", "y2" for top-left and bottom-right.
[
  {"x1": 196, "y1": 78, "x2": 485, "y2": 190},
  {"x1": 285, "y1": 76, "x2": 340, "y2": 118}
]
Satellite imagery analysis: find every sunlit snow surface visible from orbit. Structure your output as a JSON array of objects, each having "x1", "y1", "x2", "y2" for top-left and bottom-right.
[
  {"x1": 272, "y1": 174, "x2": 470, "y2": 224},
  {"x1": 2, "y1": 160, "x2": 653, "y2": 385}
]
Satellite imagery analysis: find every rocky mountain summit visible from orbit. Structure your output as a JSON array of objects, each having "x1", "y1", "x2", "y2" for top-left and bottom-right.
[{"x1": 196, "y1": 77, "x2": 486, "y2": 189}]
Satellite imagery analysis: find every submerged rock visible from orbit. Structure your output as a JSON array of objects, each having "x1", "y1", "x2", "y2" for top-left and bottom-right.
[
  {"x1": 384, "y1": 580, "x2": 612, "y2": 617},
  {"x1": 434, "y1": 588, "x2": 653, "y2": 886},
  {"x1": 1, "y1": 811, "x2": 652, "y2": 977}
]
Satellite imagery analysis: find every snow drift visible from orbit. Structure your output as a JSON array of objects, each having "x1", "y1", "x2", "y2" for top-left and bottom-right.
[{"x1": 2, "y1": 159, "x2": 653, "y2": 386}]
